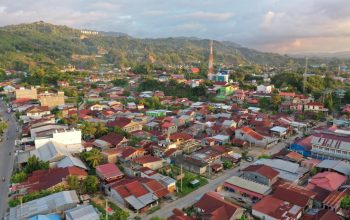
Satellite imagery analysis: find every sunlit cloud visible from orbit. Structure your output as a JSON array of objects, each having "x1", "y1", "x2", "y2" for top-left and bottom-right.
[{"x1": 0, "y1": 0, "x2": 349, "y2": 53}]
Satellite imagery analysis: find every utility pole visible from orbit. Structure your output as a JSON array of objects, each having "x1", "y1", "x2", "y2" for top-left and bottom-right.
[
  {"x1": 180, "y1": 164, "x2": 183, "y2": 192},
  {"x1": 105, "y1": 199, "x2": 108, "y2": 220}
]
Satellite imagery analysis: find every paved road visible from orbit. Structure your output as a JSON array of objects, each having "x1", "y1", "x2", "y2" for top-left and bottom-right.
[
  {"x1": 0, "y1": 100, "x2": 17, "y2": 219},
  {"x1": 145, "y1": 161, "x2": 251, "y2": 220},
  {"x1": 146, "y1": 134, "x2": 299, "y2": 219}
]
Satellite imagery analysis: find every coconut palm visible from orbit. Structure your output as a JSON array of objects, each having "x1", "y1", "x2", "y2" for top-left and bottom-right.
[{"x1": 86, "y1": 149, "x2": 103, "y2": 168}]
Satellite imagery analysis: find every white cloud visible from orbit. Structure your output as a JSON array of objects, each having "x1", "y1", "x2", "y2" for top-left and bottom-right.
[{"x1": 187, "y1": 11, "x2": 233, "y2": 21}]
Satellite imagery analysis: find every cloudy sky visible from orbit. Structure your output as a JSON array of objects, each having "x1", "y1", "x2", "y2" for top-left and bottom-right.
[{"x1": 0, "y1": 0, "x2": 349, "y2": 54}]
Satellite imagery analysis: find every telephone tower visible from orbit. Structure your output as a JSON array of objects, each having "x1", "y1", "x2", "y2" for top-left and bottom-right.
[
  {"x1": 208, "y1": 40, "x2": 214, "y2": 78},
  {"x1": 303, "y1": 57, "x2": 308, "y2": 93}
]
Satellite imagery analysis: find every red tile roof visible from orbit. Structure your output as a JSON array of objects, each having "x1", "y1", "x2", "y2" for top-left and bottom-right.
[
  {"x1": 273, "y1": 183, "x2": 316, "y2": 207},
  {"x1": 239, "y1": 126, "x2": 264, "y2": 140},
  {"x1": 323, "y1": 189, "x2": 349, "y2": 208},
  {"x1": 111, "y1": 177, "x2": 168, "y2": 199},
  {"x1": 13, "y1": 98, "x2": 33, "y2": 104},
  {"x1": 194, "y1": 192, "x2": 240, "y2": 220},
  {"x1": 106, "y1": 117, "x2": 132, "y2": 128},
  {"x1": 140, "y1": 178, "x2": 169, "y2": 198},
  {"x1": 96, "y1": 163, "x2": 124, "y2": 180},
  {"x1": 253, "y1": 195, "x2": 302, "y2": 220},
  {"x1": 170, "y1": 133, "x2": 193, "y2": 141},
  {"x1": 243, "y1": 164, "x2": 279, "y2": 180},
  {"x1": 132, "y1": 155, "x2": 162, "y2": 164},
  {"x1": 18, "y1": 167, "x2": 87, "y2": 193},
  {"x1": 307, "y1": 171, "x2": 347, "y2": 192},
  {"x1": 285, "y1": 151, "x2": 303, "y2": 161},
  {"x1": 99, "y1": 132, "x2": 126, "y2": 146},
  {"x1": 169, "y1": 209, "x2": 195, "y2": 220},
  {"x1": 120, "y1": 147, "x2": 145, "y2": 159},
  {"x1": 301, "y1": 209, "x2": 341, "y2": 220}
]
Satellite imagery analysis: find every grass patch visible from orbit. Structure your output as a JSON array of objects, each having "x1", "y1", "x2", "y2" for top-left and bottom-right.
[
  {"x1": 91, "y1": 196, "x2": 129, "y2": 220},
  {"x1": 175, "y1": 170, "x2": 208, "y2": 197},
  {"x1": 159, "y1": 165, "x2": 208, "y2": 197},
  {"x1": 147, "y1": 206, "x2": 161, "y2": 215}
]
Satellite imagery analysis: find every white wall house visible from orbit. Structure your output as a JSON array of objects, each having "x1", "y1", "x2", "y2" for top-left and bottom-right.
[{"x1": 256, "y1": 85, "x2": 273, "y2": 94}]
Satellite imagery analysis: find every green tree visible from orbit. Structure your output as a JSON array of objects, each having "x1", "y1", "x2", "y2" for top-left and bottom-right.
[
  {"x1": 114, "y1": 126, "x2": 129, "y2": 138},
  {"x1": 222, "y1": 160, "x2": 233, "y2": 169},
  {"x1": 110, "y1": 208, "x2": 130, "y2": 220},
  {"x1": 11, "y1": 171, "x2": 27, "y2": 183},
  {"x1": 341, "y1": 195, "x2": 350, "y2": 209},
  {"x1": 85, "y1": 149, "x2": 103, "y2": 168},
  {"x1": 67, "y1": 175, "x2": 80, "y2": 191},
  {"x1": 324, "y1": 95, "x2": 334, "y2": 113},
  {"x1": 112, "y1": 78, "x2": 129, "y2": 87},
  {"x1": 271, "y1": 93, "x2": 282, "y2": 110},
  {"x1": 0, "y1": 121, "x2": 8, "y2": 134},
  {"x1": 82, "y1": 175, "x2": 99, "y2": 194},
  {"x1": 25, "y1": 156, "x2": 49, "y2": 174},
  {"x1": 80, "y1": 122, "x2": 97, "y2": 139},
  {"x1": 95, "y1": 122, "x2": 108, "y2": 138}
]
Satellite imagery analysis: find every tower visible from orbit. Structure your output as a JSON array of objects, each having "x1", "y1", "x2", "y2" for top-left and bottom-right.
[
  {"x1": 303, "y1": 57, "x2": 308, "y2": 93},
  {"x1": 208, "y1": 40, "x2": 214, "y2": 79}
]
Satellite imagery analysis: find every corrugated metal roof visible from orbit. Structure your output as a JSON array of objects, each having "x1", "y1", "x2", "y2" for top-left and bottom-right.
[
  {"x1": 65, "y1": 205, "x2": 99, "y2": 220},
  {"x1": 225, "y1": 176, "x2": 271, "y2": 195}
]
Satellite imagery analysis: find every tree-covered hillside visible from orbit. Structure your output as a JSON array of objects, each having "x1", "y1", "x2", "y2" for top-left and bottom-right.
[{"x1": 0, "y1": 21, "x2": 301, "y2": 71}]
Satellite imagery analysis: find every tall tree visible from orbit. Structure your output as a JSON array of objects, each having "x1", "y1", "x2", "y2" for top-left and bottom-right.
[
  {"x1": 82, "y1": 175, "x2": 99, "y2": 194},
  {"x1": 85, "y1": 149, "x2": 103, "y2": 168}
]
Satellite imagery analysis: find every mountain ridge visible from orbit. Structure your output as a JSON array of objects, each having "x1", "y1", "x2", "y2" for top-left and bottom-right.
[{"x1": 0, "y1": 21, "x2": 325, "y2": 71}]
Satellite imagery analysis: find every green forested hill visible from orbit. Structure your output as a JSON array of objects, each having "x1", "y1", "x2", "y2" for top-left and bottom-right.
[{"x1": 0, "y1": 21, "x2": 298, "y2": 71}]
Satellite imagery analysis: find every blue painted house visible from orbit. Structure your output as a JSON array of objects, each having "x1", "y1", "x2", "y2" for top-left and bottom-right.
[{"x1": 290, "y1": 135, "x2": 313, "y2": 157}]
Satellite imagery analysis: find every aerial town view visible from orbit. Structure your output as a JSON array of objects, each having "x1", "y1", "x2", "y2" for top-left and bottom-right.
[{"x1": 1, "y1": 1, "x2": 350, "y2": 220}]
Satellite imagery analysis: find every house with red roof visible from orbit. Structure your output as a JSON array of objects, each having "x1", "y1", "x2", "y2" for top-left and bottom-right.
[
  {"x1": 93, "y1": 132, "x2": 128, "y2": 149},
  {"x1": 17, "y1": 167, "x2": 87, "y2": 193},
  {"x1": 132, "y1": 155, "x2": 164, "y2": 170},
  {"x1": 322, "y1": 189, "x2": 350, "y2": 213},
  {"x1": 301, "y1": 209, "x2": 341, "y2": 220},
  {"x1": 235, "y1": 126, "x2": 268, "y2": 147},
  {"x1": 109, "y1": 177, "x2": 169, "y2": 213},
  {"x1": 96, "y1": 163, "x2": 124, "y2": 183},
  {"x1": 160, "y1": 122, "x2": 178, "y2": 135},
  {"x1": 252, "y1": 195, "x2": 303, "y2": 220},
  {"x1": 242, "y1": 164, "x2": 279, "y2": 186},
  {"x1": 106, "y1": 117, "x2": 143, "y2": 133},
  {"x1": 193, "y1": 192, "x2": 245, "y2": 220},
  {"x1": 307, "y1": 171, "x2": 347, "y2": 192},
  {"x1": 252, "y1": 182, "x2": 316, "y2": 219},
  {"x1": 118, "y1": 146, "x2": 146, "y2": 162},
  {"x1": 25, "y1": 106, "x2": 51, "y2": 119},
  {"x1": 304, "y1": 102, "x2": 328, "y2": 112},
  {"x1": 273, "y1": 182, "x2": 316, "y2": 212},
  {"x1": 169, "y1": 209, "x2": 194, "y2": 220}
]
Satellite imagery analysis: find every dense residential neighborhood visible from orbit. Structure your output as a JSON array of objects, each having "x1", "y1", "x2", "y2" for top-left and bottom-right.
[
  {"x1": 0, "y1": 58, "x2": 350, "y2": 220},
  {"x1": 1, "y1": 9, "x2": 350, "y2": 219}
]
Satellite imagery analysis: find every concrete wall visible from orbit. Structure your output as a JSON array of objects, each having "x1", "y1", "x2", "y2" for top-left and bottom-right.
[
  {"x1": 15, "y1": 87, "x2": 38, "y2": 100},
  {"x1": 39, "y1": 91, "x2": 65, "y2": 108}
]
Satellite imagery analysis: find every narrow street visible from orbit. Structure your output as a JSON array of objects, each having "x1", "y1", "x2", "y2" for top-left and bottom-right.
[
  {"x1": 0, "y1": 100, "x2": 17, "y2": 219},
  {"x1": 146, "y1": 134, "x2": 298, "y2": 219}
]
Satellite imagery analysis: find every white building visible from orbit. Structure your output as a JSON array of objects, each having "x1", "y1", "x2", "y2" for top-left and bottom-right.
[
  {"x1": 35, "y1": 128, "x2": 83, "y2": 153},
  {"x1": 256, "y1": 84, "x2": 273, "y2": 94}
]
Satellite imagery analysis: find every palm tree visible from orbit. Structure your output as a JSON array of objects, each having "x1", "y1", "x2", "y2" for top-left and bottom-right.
[
  {"x1": 67, "y1": 175, "x2": 80, "y2": 191},
  {"x1": 80, "y1": 122, "x2": 97, "y2": 139},
  {"x1": 95, "y1": 122, "x2": 108, "y2": 138},
  {"x1": 86, "y1": 149, "x2": 103, "y2": 168}
]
